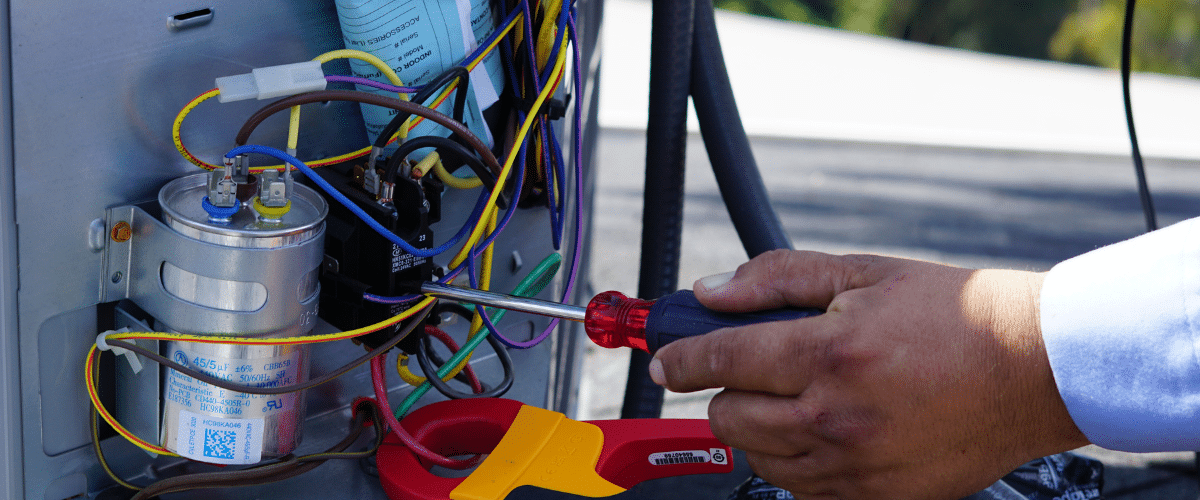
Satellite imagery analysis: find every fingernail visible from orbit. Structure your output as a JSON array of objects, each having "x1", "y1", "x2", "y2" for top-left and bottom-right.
[
  {"x1": 648, "y1": 357, "x2": 665, "y2": 386},
  {"x1": 698, "y1": 271, "x2": 735, "y2": 292}
]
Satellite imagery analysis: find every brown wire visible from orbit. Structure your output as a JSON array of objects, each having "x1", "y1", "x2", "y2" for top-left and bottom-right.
[
  {"x1": 126, "y1": 399, "x2": 383, "y2": 500},
  {"x1": 235, "y1": 90, "x2": 502, "y2": 178}
]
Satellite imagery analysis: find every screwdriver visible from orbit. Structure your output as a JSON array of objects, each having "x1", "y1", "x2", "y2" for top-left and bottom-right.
[{"x1": 416, "y1": 282, "x2": 822, "y2": 354}]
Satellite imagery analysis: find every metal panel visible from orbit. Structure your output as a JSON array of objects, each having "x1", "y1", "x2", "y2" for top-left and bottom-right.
[
  {"x1": 0, "y1": 0, "x2": 25, "y2": 496},
  {"x1": 5, "y1": 0, "x2": 600, "y2": 498}
]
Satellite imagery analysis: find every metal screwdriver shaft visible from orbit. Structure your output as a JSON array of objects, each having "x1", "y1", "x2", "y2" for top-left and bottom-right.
[{"x1": 419, "y1": 282, "x2": 587, "y2": 322}]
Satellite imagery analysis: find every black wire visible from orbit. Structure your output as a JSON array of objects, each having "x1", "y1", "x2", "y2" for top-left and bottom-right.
[
  {"x1": 374, "y1": 66, "x2": 471, "y2": 150},
  {"x1": 416, "y1": 326, "x2": 514, "y2": 399},
  {"x1": 382, "y1": 134, "x2": 497, "y2": 190},
  {"x1": 1122, "y1": 0, "x2": 1157, "y2": 232},
  {"x1": 104, "y1": 305, "x2": 431, "y2": 396},
  {"x1": 419, "y1": 302, "x2": 514, "y2": 399}
]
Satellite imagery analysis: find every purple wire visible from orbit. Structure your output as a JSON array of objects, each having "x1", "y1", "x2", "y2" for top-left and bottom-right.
[
  {"x1": 519, "y1": 0, "x2": 543, "y2": 93},
  {"x1": 510, "y1": 13, "x2": 585, "y2": 349},
  {"x1": 325, "y1": 75, "x2": 419, "y2": 94},
  {"x1": 361, "y1": 8, "x2": 584, "y2": 351}
]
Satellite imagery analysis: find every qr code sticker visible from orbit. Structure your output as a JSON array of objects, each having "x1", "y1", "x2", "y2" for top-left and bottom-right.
[
  {"x1": 204, "y1": 428, "x2": 236, "y2": 460},
  {"x1": 176, "y1": 410, "x2": 264, "y2": 465}
]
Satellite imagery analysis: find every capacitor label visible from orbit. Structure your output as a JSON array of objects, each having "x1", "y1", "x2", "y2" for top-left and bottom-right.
[
  {"x1": 176, "y1": 409, "x2": 265, "y2": 465},
  {"x1": 163, "y1": 347, "x2": 304, "y2": 463},
  {"x1": 164, "y1": 349, "x2": 302, "y2": 418}
]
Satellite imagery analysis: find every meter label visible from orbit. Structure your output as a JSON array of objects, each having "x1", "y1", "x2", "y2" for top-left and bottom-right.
[
  {"x1": 176, "y1": 409, "x2": 265, "y2": 465},
  {"x1": 648, "y1": 450, "x2": 713, "y2": 466}
]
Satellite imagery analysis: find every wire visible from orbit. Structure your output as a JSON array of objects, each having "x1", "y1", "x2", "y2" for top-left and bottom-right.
[
  {"x1": 234, "y1": 90, "x2": 501, "y2": 178},
  {"x1": 1121, "y1": 0, "x2": 1157, "y2": 232},
  {"x1": 228, "y1": 145, "x2": 483, "y2": 260},
  {"x1": 103, "y1": 304, "x2": 431, "y2": 396},
  {"x1": 170, "y1": 9, "x2": 522, "y2": 173},
  {"x1": 122, "y1": 398, "x2": 385, "y2": 500},
  {"x1": 393, "y1": 251, "x2": 561, "y2": 420},
  {"x1": 432, "y1": 159, "x2": 485, "y2": 189},
  {"x1": 447, "y1": 33, "x2": 569, "y2": 272},
  {"x1": 91, "y1": 409, "x2": 144, "y2": 491},
  {"x1": 293, "y1": 50, "x2": 413, "y2": 153},
  {"x1": 375, "y1": 66, "x2": 470, "y2": 151},
  {"x1": 411, "y1": 151, "x2": 441, "y2": 179},
  {"x1": 369, "y1": 355, "x2": 482, "y2": 470},
  {"x1": 395, "y1": 324, "x2": 483, "y2": 389},
  {"x1": 85, "y1": 301, "x2": 433, "y2": 455},
  {"x1": 326, "y1": 75, "x2": 419, "y2": 94},
  {"x1": 383, "y1": 135, "x2": 496, "y2": 191},
  {"x1": 417, "y1": 323, "x2": 513, "y2": 400}
]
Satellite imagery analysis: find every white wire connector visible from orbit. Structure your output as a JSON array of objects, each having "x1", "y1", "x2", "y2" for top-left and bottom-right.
[
  {"x1": 96, "y1": 328, "x2": 144, "y2": 374},
  {"x1": 215, "y1": 61, "x2": 327, "y2": 103}
]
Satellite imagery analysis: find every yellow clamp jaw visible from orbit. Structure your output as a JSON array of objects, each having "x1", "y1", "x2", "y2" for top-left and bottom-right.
[{"x1": 452, "y1": 405, "x2": 624, "y2": 500}]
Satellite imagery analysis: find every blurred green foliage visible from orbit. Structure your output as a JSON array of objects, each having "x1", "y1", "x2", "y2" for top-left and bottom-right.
[{"x1": 714, "y1": 0, "x2": 1200, "y2": 77}]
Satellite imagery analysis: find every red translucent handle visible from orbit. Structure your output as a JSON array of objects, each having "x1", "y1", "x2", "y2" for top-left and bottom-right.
[{"x1": 585, "y1": 291, "x2": 652, "y2": 351}]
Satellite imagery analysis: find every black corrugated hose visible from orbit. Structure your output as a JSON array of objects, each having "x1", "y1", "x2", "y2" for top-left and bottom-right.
[
  {"x1": 690, "y1": 0, "x2": 792, "y2": 255},
  {"x1": 622, "y1": 0, "x2": 695, "y2": 420},
  {"x1": 621, "y1": 0, "x2": 793, "y2": 419}
]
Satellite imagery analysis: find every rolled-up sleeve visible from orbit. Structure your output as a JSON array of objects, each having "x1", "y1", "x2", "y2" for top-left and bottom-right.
[{"x1": 1041, "y1": 217, "x2": 1200, "y2": 452}]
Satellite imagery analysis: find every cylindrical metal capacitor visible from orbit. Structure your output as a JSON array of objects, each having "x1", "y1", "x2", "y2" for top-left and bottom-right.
[{"x1": 154, "y1": 173, "x2": 327, "y2": 464}]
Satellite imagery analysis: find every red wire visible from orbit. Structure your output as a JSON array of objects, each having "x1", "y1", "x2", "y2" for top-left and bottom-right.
[
  {"x1": 423, "y1": 325, "x2": 484, "y2": 394},
  {"x1": 370, "y1": 355, "x2": 482, "y2": 470}
]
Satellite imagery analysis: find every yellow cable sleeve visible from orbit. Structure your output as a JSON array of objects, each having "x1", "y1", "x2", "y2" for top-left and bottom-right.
[
  {"x1": 287, "y1": 105, "x2": 301, "y2": 152},
  {"x1": 450, "y1": 35, "x2": 568, "y2": 271},
  {"x1": 411, "y1": 151, "x2": 441, "y2": 179},
  {"x1": 432, "y1": 160, "x2": 484, "y2": 189}
]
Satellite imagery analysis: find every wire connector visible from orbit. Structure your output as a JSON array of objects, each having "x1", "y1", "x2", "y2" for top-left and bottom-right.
[
  {"x1": 96, "y1": 328, "x2": 144, "y2": 374},
  {"x1": 207, "y1": 159, "x2": 239, "y2": 208},
  {"x1": 257, "y1": 168, "x2": 291, "y2": 208},
  {"x1": 215, "y1": 61, "x2": 327, "y2": 103}
]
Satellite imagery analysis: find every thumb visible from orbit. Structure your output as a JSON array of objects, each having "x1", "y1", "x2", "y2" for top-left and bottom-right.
[{"x1": 693, "y1": 250, "x2": 886, "y2": 312}]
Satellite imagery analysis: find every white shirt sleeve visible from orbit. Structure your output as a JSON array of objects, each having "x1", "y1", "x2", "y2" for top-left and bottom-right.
[{"x1": 1041, "y1": 217, "x2": 1200, "y2": 452}]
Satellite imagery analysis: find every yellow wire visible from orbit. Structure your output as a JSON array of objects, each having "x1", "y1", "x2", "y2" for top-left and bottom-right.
[
  {"x1": 93, "y1": 297, "x2": 435, "y2": 347},
  {"x1": 468, "y1": 208, "x2": 498, "y2": 336},
  {"x1": 449, "y1": 34, "x2": 568, "y2": 271},
  {"x1": 433, "y1": 161, "x2": 484, "y2": 189},
  {"x1": 411, "y1": 151, "x2": 441, "y2": 179},
  {"x1": 173, "y1": 17, "x2": 520, "y2": 173},
  {"x1": 536, "y1": 0, "x2": 564, "y2": 72},
  {"x1": 397, "y1": 206, "x2": 497, "y2": 386},
  {"x1": 288, "y1": 50, "x2": 412, "y2": 159}
]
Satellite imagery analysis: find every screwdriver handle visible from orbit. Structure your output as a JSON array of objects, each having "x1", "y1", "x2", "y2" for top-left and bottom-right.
[{"x1": 644, "y1": 290, "x2": 822, "y2": 353}]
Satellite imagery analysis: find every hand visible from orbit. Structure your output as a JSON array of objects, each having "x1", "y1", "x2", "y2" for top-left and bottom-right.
[{"x1": 649, "y1": 250, "x2": 1088, "y2": 500}]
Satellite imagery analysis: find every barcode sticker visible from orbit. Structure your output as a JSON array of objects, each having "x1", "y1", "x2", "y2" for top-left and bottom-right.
[
  {"x1": 176, "y1": 410, "x2": 264, "y2": 465},
  {"x1": 648, "y1": 450, "x2": 711, "y2": 466}
]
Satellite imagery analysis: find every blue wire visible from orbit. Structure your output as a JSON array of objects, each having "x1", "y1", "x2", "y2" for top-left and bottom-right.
[
  {"x1": 547, "y1": 122, "x2": 568, "y2": 248},
  {"x1": 361, "y1": 129, "x2": 530, "y2": 305},
  {"x1": 225, "y1": 146, "x2": 484, "y2": 259}
]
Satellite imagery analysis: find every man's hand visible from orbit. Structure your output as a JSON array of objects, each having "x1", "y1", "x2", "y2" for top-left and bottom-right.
[{"x1": 648, "y1": 250, "x2": 1088, "y2": 500}]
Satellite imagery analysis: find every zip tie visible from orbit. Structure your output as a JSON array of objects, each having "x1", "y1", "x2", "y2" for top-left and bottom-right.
[{"x1": 96, "y1": 328, "x2": 144, "y2": 374}]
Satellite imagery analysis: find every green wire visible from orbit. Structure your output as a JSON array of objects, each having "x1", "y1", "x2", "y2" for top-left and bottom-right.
[{"x1": 394, "y1": 252, "x2": 563, "y2": 419}]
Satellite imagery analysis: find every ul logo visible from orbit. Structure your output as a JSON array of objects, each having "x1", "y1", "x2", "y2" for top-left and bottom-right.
[
  {"x1": 173, "y1": 351, "x2": 189, "y2": 366},
  {"x1": 710, "y1": 448, "x2": 728, "y2": 465},
  {"x1": 264, "y1": 399, "x2": 283, "y2": 412}
]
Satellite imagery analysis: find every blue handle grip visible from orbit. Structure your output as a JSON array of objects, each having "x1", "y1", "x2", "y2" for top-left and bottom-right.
[{"x1": 643, "y1": 290, "x2": 822, "y2": 353}]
